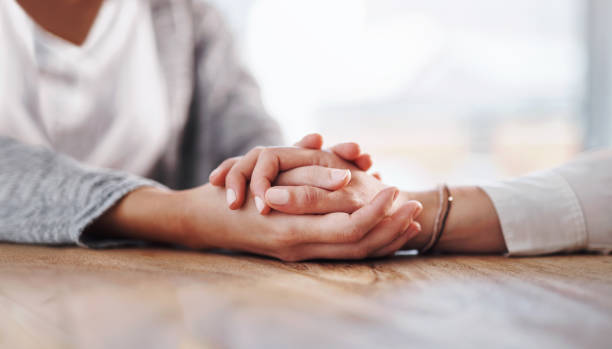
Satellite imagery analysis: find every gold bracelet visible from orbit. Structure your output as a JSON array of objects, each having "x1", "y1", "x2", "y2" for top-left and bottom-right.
[{"x1": 420, "y1": 184, "x2": 453, "y2": 254}]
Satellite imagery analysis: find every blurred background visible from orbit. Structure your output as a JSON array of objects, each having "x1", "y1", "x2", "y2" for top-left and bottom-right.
[{"x1": 208, "y1": 0, "x2": 611, "y2": 190}]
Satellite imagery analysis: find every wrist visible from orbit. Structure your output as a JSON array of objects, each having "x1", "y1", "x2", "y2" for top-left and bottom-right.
[
  {"x1": 86, "y1": 186, "x2": 187, "y2": 245},
  {"x1": 398, "y1": 189, "x2": 439, "y2": 250},
  {"x1": 434, "y1": 186, "x2": 506, "y2": 253},
  {"x1": 399, "y1": 185, "x2": 506, "y2": 254},
  {"x1": 174, "y1": 184, "x2": 226, "y2": 250}
]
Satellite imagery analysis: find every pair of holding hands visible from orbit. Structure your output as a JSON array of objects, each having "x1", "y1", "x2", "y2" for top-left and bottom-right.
[{"x1": 199, "y1": 134, "x2": 423, "y2": 261}]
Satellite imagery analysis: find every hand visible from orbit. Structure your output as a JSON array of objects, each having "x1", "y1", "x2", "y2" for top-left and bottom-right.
[
  {"x1": 209, "y1": 133, "x2": 374, "y2": 213},
  {"x1": 265, "y1": 164, "x2": 387, "y2": 214},
  {"x1": 212, "y1": 146, "x2": 394, "y2": 214},
  {"x1": 88, "y1": 185, "x2": 423, "y2": 261},
  {"x1": 208, "y1": 134, "x2": 422, "y2": 242}
]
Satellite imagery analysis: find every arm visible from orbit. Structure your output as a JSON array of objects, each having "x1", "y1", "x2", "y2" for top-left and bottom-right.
[
  {"x1": 478, "y1": 149, "x2": 612, "y2": 255},
  {"x1": 0, "y1": 135, "x2": 418, "y2": 260},
  {"x1": 407, "y1": 150, "x2": 611, "y2": 255},
  {"x1": 0, "y1": 136, "x2": 160, "y2": 246},
  {"x1": 398, "y1": 187, "x2": 507, "y2": 254},
  {"x1": 87, "y1": 184, "x2": 422, "y2": 261}
]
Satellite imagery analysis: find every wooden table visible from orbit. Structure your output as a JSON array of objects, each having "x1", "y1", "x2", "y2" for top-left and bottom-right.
[{"x1": 1, "y1": 244, "x2": 611, "y2": 349}]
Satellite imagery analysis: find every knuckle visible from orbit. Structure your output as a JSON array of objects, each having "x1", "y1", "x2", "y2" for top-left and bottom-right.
[
  {"x1": 272, "y1": 228, "x2": 299, "y2": 249},
  {"x1": 257, "y1": 148, "x2": 279, "y2": 166},
  {"x1": 321, "y1": 153, "x2": 335, "y2": 168},
  {"x1": 218, "y1": 159, "x2": 232, "y2": 169},
  {"x1": 249, "y1": 146, "x2": 265, "y2": 155},
  {"x1": 343, "y1": 223, "x2": 364, "y2": 243},
  {"x1": 226, "y1": 164, "x2": 238, "y2": 176},
  {"x1": 272, "y1": 235, "x2": 290, "y2": 250},
  {"x1": 222, "y1": 156, "x2": 240, "y2": 166},
  {"x1": 258, "y1": 147, "x2": 272, "y2": 159},
  {"x1": 301, "y1": 187, "x2": 320, "y2": 206},
  {"x1": 347, "y1": 193, "x2": 365, "y2": 211},
  {"x1": 226, "y1": 167, "x2": 242, "y2": 185}
]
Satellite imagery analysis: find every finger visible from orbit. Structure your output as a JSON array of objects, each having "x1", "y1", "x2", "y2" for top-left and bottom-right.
[
  {"x1": 407, "y1": 220, "x2": 422, "y2": 234},
  {"x1": 330, "y1": 142, "x2": 361, "y2": 161},
  {"x1": 249, "y1": 148, "x2": 350, "y2": 214},
  {"x1": 209, "y1": 157, "x2": 240, "y2": 186},
  {"x1": 372, "y1": 172, "x2": 382, "y2": 181},
  {"x1": 219, "y1": 134, "x2": 322, "y2": 198},
  {"x1": 354, "y1": 153, "x2": 373, "y2": 171},
  {"x1": 265, "y1": 185, "x2": 360, "y2": 214},
  {"x1": 225, "y1": 147, "x2": 263, "y2": 209},
  {"x1": 370, "y1": 220, "x2": 422, "y2": 258},
  {"x1": 286, "y1": 186, "x2": 398, "y2": 244},
  {"x1": 274, "y1": 166, "x2": 351, "y2": 190},
  {"x1": 290, "y1": 201, "x2": 418, "y2": 260},
  {"x1": 400, "y1": 220, "x2": 421, "y2": 251},
  {"x1": 295, "y1": 133, "x2": 323, "y2": 149}
]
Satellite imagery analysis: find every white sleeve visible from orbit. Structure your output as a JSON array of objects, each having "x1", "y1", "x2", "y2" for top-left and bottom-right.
[{"x1": 480, "y1": 149, "x2": 612, "y2": 256}]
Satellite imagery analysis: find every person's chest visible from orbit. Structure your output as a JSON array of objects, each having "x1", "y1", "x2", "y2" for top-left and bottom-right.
[{"x1": 0, "y1": 0, "x2": 172, "y2": 177}]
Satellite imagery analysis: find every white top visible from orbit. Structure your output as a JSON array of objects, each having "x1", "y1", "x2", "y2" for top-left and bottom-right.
[
  {"x1": 0, "y1": 0, "x2": 170, "y2": 176},
  {"x1": 482, "y1": 149, "x2": 612, "y2": 255}
]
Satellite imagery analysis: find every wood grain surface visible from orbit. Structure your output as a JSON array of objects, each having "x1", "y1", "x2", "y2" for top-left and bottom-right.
[{"x1": 0, "y1": 243, "x2": 610, "y2": 349}]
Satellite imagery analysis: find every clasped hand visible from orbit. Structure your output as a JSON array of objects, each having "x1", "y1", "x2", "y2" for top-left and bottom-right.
[{"x1": 199, "y1": 134, "x2": 423, "y2": 261}]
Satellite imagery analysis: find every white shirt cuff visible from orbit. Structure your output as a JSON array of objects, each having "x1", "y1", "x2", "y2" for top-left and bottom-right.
[{"x1": 481, "y1": 171, "x2": 588, "y2": 256}]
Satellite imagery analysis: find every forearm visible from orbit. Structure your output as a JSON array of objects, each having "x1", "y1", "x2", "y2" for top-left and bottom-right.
[
  {"x1": 0, "y1": 136, "x2": 158, "y2": 245},
  {"x1": 85, "y1": 184, "x2": 223, "y2": 249},
  {"x1": 400, "y1": 186, "x2": 507, "y2": 254},
  {"x1": 85, "y1": 187, "x2": 184, "y2": 245}
]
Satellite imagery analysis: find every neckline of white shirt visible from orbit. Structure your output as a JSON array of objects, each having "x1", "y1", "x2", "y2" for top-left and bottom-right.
[{"x1": 4, "y1": 0, "x2": 136, "y2": 63}]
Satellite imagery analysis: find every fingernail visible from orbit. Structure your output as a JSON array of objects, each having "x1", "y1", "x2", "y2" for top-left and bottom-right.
[
  {"x1": 266, "y1": 188, "x2": 290, "y2": 205},
  {"x1": 404, "y1": 203, "x2": 418, "y2": 217},
  {"x1": 331, "y1": 169, "x2": 349, "y2": 182},
  {"x1": 226, "y1": 189, "x2": 236, "y2": 206},
  {"x1": 255, "y1": 196, "x2": 266, "y2": 213},
  {"x1": 404, "y1": 201, "x2": 423, "y2": 219},
  {"x1": 392, "y1": 188, "x2": 400, "y2": 201},
  {"x1": 406, "y1": 222, "x2": 422, "y2": 237},
  {"x1": 412, "y1": 201, "x2": 424, "y2": 218}
]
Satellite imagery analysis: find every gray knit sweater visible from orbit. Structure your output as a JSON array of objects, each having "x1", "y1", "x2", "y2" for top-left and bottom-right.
[{"x1": 0, "y1": 0, "x2": 282, "y2": 246}]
